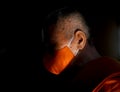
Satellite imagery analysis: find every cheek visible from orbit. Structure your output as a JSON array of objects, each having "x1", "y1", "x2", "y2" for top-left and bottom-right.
[{"x1": 51, "y1": 33, "x2": 68, "y2": 49}]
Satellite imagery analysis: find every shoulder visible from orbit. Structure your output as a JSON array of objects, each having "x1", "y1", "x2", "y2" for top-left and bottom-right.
[
  {"x1": 93, "y1": 72, "x2": 120, "y2": 92},
  {"x1": 82, "y1": 56, "x2": 120, "y2": 83},
  {"x1": 84, "y1": 56, "x2": 120, "y2": 75},
  {"x1": 72, "y1": 57, "x2": 120, "y2": 91}
]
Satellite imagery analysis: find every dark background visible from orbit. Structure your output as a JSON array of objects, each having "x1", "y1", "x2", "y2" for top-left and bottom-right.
[{"x1": 1, "y1": 0, "x2": 120, "y2": 87}]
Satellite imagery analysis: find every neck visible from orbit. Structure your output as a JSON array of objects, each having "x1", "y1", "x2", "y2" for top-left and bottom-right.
[{"x1": 74, "y1": 43, "x2": 101, "y2": 66}]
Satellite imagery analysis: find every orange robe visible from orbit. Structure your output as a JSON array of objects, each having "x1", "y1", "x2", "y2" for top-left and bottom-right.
[
  {"x1": 93, "y1": 72, "x2": 120, "y2": 92},
  {"x1": 70, "y1": 57, "x2": 120, "y2": 92}
]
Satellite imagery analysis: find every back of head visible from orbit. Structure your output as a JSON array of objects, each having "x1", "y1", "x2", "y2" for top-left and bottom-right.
[
  {"x1": 42, "y1": 7, "x2": 90, "y2": 44},
  {"x1": 41, "y1": 7, "x2": 101, "y2": 74}
]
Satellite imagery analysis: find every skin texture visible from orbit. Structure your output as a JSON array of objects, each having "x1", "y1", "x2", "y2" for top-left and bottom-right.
[
  {"x1": 43, "y1": 13, "x2": 101, "y2": 74},
  {"x1": 47, "y1": 14, "x2": 87, "y2": 55}
]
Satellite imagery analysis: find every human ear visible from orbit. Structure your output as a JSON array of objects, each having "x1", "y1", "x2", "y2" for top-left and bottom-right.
[{"x1": 74, "y1": 30, "x2": 87, "y2": 50}]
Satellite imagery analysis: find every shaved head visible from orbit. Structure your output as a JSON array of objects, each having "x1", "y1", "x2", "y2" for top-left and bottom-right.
[
  {"x1": 55, "y1": 13, "x2": 89, "y2": 40},
  {"x1": 42, "y1": 7, "x2": 90, "y2": 49}
]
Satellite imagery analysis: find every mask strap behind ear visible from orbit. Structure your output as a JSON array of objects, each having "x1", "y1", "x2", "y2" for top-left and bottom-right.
[
  {"x1": 67, "y1": 36, "x2": 74, "y2": 48},
  {"x1": 74, "y1": 48, "x2": 79, "y2": 56},
  {"x1": 67, "y1": 36, "x2": 79, "y2": 56}
]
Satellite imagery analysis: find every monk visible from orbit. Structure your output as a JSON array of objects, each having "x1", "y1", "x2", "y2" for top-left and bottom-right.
[{"x1": 39, "y1": 7, "x2": 120, "y2": 92}]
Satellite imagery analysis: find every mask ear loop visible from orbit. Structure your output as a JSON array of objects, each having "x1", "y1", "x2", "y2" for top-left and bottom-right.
[
  {"x1": 67, "y1": 36, "x2": 74, "y2": 48},
  {"x1": 67, "y1": 36, "x2": 80, "y2": 56},
  {"x1": 74, "y1": 47, "x2": 79, "y2": 56}
]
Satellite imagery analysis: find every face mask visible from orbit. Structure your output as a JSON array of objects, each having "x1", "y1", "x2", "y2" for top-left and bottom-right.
[{"x1": 43, "y1": 37, "x2": 79, "y2": 75}]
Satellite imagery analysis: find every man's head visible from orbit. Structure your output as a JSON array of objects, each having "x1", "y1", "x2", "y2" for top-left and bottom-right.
[
  {"x1": 42, "y1": 7, "x2": 91, "y2": 74},
  {"x1": 42, "y1": 7, "x2": 90, "y2": 55}
]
